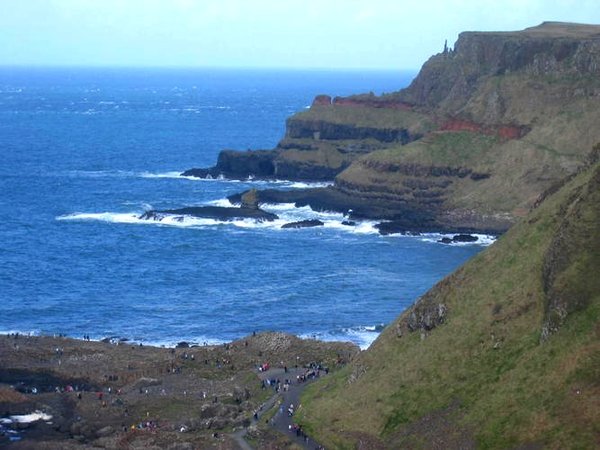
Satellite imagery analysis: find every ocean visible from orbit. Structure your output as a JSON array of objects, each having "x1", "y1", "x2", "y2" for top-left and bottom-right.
[{"x1": 0, "y1": 67, "x2": 488, "y2": 349}]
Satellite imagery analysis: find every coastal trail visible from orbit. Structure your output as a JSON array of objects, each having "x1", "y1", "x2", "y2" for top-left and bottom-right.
[{"x1": 232, "y1": 367, "x2": 325, "y2": 450}]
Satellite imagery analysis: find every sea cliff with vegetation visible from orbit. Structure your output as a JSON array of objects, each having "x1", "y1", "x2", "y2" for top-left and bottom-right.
[
  {"x1": 297, "y1": 147, "x2": 600, "y2": 448},
  {"x1": 186, "y1": 22, "x2": 600, "y2": 234}
]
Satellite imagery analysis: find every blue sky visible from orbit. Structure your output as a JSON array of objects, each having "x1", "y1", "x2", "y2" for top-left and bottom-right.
[{"x1": 2, "y1": 0, "x2": 599, "y2": 69}]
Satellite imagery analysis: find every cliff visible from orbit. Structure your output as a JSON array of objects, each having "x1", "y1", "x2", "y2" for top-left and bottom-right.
[
  {"x1": 185, "y1": 22, "x2": 600, "y2": 232},
  {"x1": 297, "y1": 153, "x2": 600, "y2": 448}
]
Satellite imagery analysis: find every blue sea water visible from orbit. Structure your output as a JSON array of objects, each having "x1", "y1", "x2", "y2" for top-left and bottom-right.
[{"x1": 0, "y1": 67, "x2": 488, "y2": 349}]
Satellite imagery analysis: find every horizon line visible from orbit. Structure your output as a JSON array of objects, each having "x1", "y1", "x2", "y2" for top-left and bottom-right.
[{"x1": 0, "y1": 63, "x2": 420, "y2": 73}]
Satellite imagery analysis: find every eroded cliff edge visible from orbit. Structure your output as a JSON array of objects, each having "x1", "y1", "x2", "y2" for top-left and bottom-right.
[{"x1": 184, "y1": 22, "x2": 600, "y2": 233}]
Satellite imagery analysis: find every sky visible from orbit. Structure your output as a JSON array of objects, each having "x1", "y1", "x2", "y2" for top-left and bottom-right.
[{"x1": 1, "y1": 0, "x2": 599, "y2": 70}]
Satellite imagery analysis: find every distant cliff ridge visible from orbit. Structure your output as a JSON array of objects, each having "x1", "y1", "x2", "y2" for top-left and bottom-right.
[
  {"x1": 397, "y1": 21, "x2": 600, "y2": 114},
  {"x1": 184, "y1": 22, "x2": 600, "y2": 233}
]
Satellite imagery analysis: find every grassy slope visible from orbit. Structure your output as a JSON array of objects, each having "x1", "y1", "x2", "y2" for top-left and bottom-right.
[
  {"x1": 291, "y1": 105, "x2": 436, "y2": 134},
  {"x1": 299, "y1": 161, "x2": 600, "y2": 449}
]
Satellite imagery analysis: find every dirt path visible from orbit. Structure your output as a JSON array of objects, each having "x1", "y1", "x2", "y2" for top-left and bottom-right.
[{"x1": 233, "y1": 367, "x2": 325, "y2": 449}]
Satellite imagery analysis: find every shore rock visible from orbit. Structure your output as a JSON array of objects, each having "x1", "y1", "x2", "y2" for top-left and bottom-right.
[
  {"x1": 438, "y1": 234, "x2": 479, "y2": 244},
  {"x1": 139, "y1": 206, "x2": 278, "y2": 222},
  {"x1": 281, "y1": 219, "x2": 324, "y2": 229}
]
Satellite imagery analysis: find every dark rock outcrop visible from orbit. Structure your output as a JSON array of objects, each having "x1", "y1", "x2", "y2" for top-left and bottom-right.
[
  {"x1": 182, "y1": 149, "x2": 277, "y2": 179},
  {"x1": 240, "y1": 189, "x2": 259, "y2": 209},
  {"x1": 139, "y1": 206, "x2": 278, "y2": 222},
  {"x1": 406, "y1": 301, "x2": 447, "y2": 333},
  {"x1": 438, "y1": 234, "x2": 479, "y2": 244},
  {"x1": 281, "y1": 219, "x2": 324, "y2": 229}
]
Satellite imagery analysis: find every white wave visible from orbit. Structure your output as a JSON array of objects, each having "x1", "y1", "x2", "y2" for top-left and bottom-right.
[
  {"x1": 57, "y1": 203, "x2": 492, "y2": 242},
  {"x1": 56, "y1": 211, "x2": 276, "y2": 229},
  {"x1": 207, "y1": 198, "x2": 234, "y2": 207},
  {"x1": 139, "y1": 171, "x2": 188, "y2": 179},
  {"x1": 322, "y1": 220, "x2": 379, "y2": 235},
  {"x1": 57, "y1": 212, "x2": 142, "y2": 224},
  {"x1": 283, "y1": 181, "x2": 333, "y2": 188},
  {"x1": 139, "y1": 171, "x2": 237, "y2": 182},
  {"x1": 56, "y1": 203, "x2": 380, "y2": 236},
  {"x1": 136, "y1": 336, "x2": 228, "y2": 348},
  {"x1": 301, "y1": 325, "x2": 385, "y2": 350},
  {"x1": 418, "y1": 233, "x2": 497, "y2": 246},
  {"x1": 60, "y1": 168, "x2": 334, "y2": 189},
  {"x1": 0, "y1": 329, "x2": 41, "y2": 337}
]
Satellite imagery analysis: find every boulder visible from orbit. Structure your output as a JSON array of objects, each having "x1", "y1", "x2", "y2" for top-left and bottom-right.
[
  {"x1": 240, "y1": 189, "x2": 259, "y2": 210},
  {"x1": 438, "y1": 234, "x2": 479, "y2": 244}
]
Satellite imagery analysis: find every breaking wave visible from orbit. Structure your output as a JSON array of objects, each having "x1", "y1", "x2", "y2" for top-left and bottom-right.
[
  {"x1": 56, "y1": 203, "x2": 496, "y2": 245},
  {"x1": 61, "y1": 169, "x2": 333, "y2": 189},
  {"x1": 56, "y1": 203, "x2": 379, "y2": 235},
  {"x1": 301, "y1": 324, "x2": 387, "y2": 350}
]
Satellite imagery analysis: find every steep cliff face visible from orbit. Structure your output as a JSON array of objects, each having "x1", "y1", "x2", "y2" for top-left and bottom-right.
[
  {"x1": 330, "y1": 22, "x2": 600, "y2": 230},
  {"x1": 299, "y1": 159, "x2": 600, "y2": 449},
  {"x1": 398, "y1": 21, "x2": 600, "y2": 114}
]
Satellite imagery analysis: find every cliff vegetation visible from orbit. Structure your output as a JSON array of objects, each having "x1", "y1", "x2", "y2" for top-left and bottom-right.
[{"x1": 297, "y1": 153, "x2": 600, "y2": 448}]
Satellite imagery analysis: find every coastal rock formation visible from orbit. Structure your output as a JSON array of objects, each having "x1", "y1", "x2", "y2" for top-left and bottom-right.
[
  {"x1": 182, "y1": 149, "x2": 277, "y2": 179},
  {"x1": 438, "y1": 234, "x2": 479, "y2": 244},
  {"x1": 139, "y1": 206, "x2": 278, "y2": 222},
  {"x1": 184, "y1": 22, "x2": 600, "y2": 233},
  {"x1": 281, "y1": 219, "x2": 324, "y2": 229}
]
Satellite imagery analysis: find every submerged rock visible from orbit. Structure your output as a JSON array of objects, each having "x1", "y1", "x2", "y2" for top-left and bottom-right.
[{"x1": 281, "y1": 219, "x2": 324, "y2": 229}]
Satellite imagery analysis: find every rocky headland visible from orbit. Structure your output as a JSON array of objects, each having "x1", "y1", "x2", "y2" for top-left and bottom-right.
[{"x1": 184, "y1": 22, "x2": 600, "y2": 234}]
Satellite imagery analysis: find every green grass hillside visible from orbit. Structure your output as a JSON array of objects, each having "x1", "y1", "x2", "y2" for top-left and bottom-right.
[
  {"x1": 292, "y1": 105, "x2": 435, "y2": 134},
  {"x1": 298, "y1": 158, "x2": 600, "y2": 449}
]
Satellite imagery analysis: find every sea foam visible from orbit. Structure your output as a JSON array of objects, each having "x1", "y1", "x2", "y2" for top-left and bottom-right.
[{"x1": 301, "y1": 324, "x2": 385, "y2": 350}]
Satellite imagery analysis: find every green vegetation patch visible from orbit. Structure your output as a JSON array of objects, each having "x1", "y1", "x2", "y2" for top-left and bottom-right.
[
  {"x1": 293, "y1": 105, "x2": 435, "y2": 133},
  {"x1": 301, "y1": 161, "x2": 600, "y2": 449}
]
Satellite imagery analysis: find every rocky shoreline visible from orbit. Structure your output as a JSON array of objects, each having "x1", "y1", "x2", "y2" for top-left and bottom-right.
[
  {"x1": 0, "y1": 333, "x2": 358, "y2": 448},
  {"x1": 180, "y1": 22, "x2": 600, "y2": 236}
]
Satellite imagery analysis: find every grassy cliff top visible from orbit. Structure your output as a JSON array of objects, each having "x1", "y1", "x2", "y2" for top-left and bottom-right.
[
  {"x1": 462, "y1": 21, "x2": 600, "y2": 39},
  {"x1": 299, "y1": 157, "x2": 600, "y2": 448},
  {"x1": 291, "y1": 104, "x2": 435, "y2": 132}
]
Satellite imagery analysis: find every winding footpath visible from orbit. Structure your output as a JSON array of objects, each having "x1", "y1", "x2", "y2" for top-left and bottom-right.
[{"x1": 231, "y1": 367, "x2": 325, "y2": 450}]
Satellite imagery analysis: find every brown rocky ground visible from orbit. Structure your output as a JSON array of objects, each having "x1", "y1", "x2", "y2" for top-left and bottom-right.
[{"x1": 0, "y1": 333, "x2": 358, "y2": 449}]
